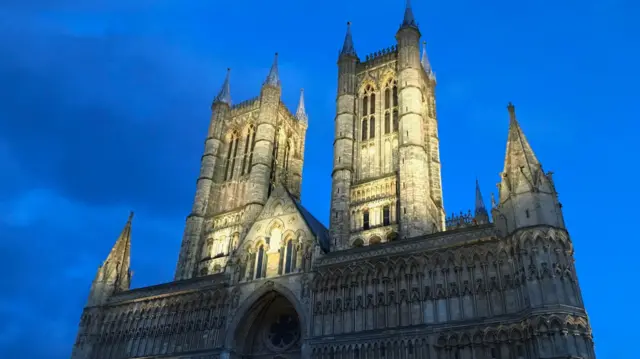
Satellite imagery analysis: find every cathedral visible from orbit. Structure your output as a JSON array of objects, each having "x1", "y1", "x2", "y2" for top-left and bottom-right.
[{"x1": 71, "y1": 3, "x2": 596, "y2": 359}]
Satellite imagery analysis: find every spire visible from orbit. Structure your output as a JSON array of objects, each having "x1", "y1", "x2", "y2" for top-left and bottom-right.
[
  {"x1": 102, "y1": 211, "x2": 133, "y2": 292},
  {"x1": 213, "y1": 68, "x2": 231, "y2": 105},
  {"x1": 340, "y1": 22, "x2": 357, "y2": 57},
  {"x1": 502, "y1": 102, "x2": 541, "y2": 179},
  {"x1": 264, "y1": 53, "x2": 280, "y2": 87},
  {"x1": 87, "y1": 212, "x2": 134, "y2": 306},
  {"x1": 499, "y1": 102, "x2": 545, "y2": 203},
  {"x1": 421, "y1": 41, "x2": 436, "y2": 80},
  {"x1": 400, "y1": 0, "x2": 418, "y2": 30},
  {"x1": 296, "y1": 88, "x2": 308, "y2": 123},
  {"x1": 475, "y1": 178, "x2": 488, "y2": 218}
]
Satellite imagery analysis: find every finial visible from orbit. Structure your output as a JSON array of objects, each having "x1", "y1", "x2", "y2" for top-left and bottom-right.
[
  {"x1": 420, "y1": 41, "x2": 435, "y2": 79},
  {"x1": 213, "y1": 68, "x2": 232, "y2": 105},
  {"x1": 264, "y1": 53, "x2": 280, "y2": 87},
  {"x1": 340, "y1": 21, "x2": 357, "y2": 57},
  {"x1": 296, "y1": 88, "x2": 308, "y2": 122},
  {"x1": 128, "y1": 211, "x2": 134, "y2": 222}
]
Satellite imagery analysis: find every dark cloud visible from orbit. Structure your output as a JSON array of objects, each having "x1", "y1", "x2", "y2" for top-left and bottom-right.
[{"x1": 0, "y1": 11, "x2": 215, "y2": 217}]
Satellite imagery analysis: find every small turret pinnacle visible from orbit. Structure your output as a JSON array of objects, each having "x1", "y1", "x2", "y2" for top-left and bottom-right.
[
  {"x1": 421, "y1": 41, "x2": 436, "y2": 80},
  {"x1": 296, "y1": 88, "x2": 308, "y2": 123},
  {"x1": 400, "y1": 0, "x2": 418, "y2": 30},
  {"x1": 264, "y1": 53, "x2": 280, "y2": 87},
  {"x1": 213, "y1": 68, "x2": 231, "y2": 105},
  {"x1": 475, "y1": 179, "x2": 488, "y2": 217},
  {"x1": 491, "y1": 192, "x2": 497, "y2": 208},
  {"x1": 340, "y1": 22, "x2": 357, "y2": 57}
]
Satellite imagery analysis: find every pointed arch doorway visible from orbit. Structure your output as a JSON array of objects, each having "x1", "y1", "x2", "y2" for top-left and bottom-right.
[{"x1": 230, "y1": 290, "x2": 302, "y2": 359}]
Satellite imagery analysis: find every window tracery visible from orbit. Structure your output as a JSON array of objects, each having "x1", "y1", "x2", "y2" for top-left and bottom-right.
[
  {"x1": 241, "y1": 125, "x2": 256, "y2": 175},
  {"x1": 224, "y1": 131, "x2": 240, "y2": 181},
  {"x1": 360, "y1": 85, "x2": 376, "y2": 141}
]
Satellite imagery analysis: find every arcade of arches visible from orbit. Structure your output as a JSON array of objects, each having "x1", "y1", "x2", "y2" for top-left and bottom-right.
[{"x1": 231, "y1": 291, "x2": 302, "y2": 359}]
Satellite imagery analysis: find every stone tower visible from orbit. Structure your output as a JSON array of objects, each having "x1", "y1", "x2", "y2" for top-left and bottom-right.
[
  {"x1": 174, "y1": 55, "x2": 309, "y2": 280},
  {"x1": 329, "y1": 1, "x2": 445, "y2": 250}
]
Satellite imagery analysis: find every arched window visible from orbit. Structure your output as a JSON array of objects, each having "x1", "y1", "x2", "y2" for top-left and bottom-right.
[
  {"x1": 224, "y1": 132, "x2": 239, "y2": 181},
  {"x1": 352, "y1": 238, "x2": 364, "y2": 248},
  {"x1": 255, "y1": 245, "x2": 266, "y2": 279},
  {"x1": 370, "y1": 93, "x2": 376, "y2": 114},
  {"x1": 392, "y1": 85, "x2": 398, "y2": 106},
  {"x1": 383, "y1": 205, "x2": 391, "y2": 226},
  {"x1": 384, "y1": 88, "x2": 390, "y2": 109},
  {"x1": 229, "y1": 134, "x2": 240, "y2": 180},
  {"x1": 361, "y1": 119, "x2": 368, "y2": 141},
  {"x1": 393, "y1": 109, "x2": 399, "y2": 132},
  {"x1": 284, "y1": 239, "x2": 294, "y2": 274},
  {"x1": 362, "y1": 96, "x2": 368, "y2": 116},
  {"x1": 242, "y1": 125, "x2": 255, "y2": 175},
  {"x1": 369, "y1": 116, "x2": 375, "y2": 139},
  {"x1": 363, "y1": 209, "x2": 370, "y2": 230},
  {"x1": 384, "y1": 112, "x2": 390, "y2": 134}
]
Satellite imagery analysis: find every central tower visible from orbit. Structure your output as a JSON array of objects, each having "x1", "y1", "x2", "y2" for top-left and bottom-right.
[{"x1": 330, "y1": 2, "x2": 445, "y2": 250}]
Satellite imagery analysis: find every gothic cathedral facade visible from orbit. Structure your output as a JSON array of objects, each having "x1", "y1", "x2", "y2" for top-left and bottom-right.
[{"x1": 71, "y1": 4, "x2": 596, "y2": 359}]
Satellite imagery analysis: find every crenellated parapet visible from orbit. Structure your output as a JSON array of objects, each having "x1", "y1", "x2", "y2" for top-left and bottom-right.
[
  {"x1": 358, "y1": 45, "x2": 398, "y2": 70},
  {"x1": 229, "y1": 96, "x2": 260, "y2": 115}
]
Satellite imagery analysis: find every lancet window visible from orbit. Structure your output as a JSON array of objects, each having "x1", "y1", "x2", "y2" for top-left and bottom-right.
[
  {"x1": 360, "y1": 85, "x2": 376, "y2": 141},
  {"x1": 383, "y1": 79, "x2": 399, "y2": 134},
  {"x1": 255, "y1": 245, "x2": 266, "y2": 279},
  {"x1": 241, "y1": 125, "x2": 256, "y2": 175},
  {"x1": 224, "y1": 131, "x2": 240, "y2": 181},
  {"x1": 282, "y1": 238, "x2": 296, "y2": 274}
]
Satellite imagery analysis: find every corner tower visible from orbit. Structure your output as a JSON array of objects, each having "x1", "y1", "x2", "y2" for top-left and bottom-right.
[
  {"x1": 175, "y1": 55, "x2": 309, "y2": 280},
  {"x1": 492, "y1": 103, "x2": 565, "y2": 235},
  {"x1": 329, "y1": 2, "x2": 445, "y2": 250}
]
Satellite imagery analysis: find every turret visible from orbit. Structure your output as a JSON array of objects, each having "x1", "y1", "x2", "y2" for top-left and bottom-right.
[
  {"x1": 175, "y1": 69, "x2": 231, "y2": 280},
  {"x1": 87, "y1": 212, "x2": 133, "y2": 307},
  {"x1": 492, "y1": 103, "x2": 565, "y2": 235},
  {"x1": 474, "y1": 179, "x2": 490, "y2": 224},
  {"x1": 289, "y1": 88, "x2": 308, "y2": 200},
  {"x1": 330, "y1": 22, "x2": 359, "y2": 250},
  {"x1": 395, "y1": 1, "x2": 443, "y2": 237},
  {"x1": 244, "y1": 53, "x2": 282, "y2": 224}
]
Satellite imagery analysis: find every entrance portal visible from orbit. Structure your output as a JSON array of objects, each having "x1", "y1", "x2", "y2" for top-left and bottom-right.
[{"x1": 231, "y1": 290, "x2": 302, "y2": 359}]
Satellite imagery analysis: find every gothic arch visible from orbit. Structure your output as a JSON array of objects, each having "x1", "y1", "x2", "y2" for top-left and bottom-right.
[{"x1": 225, "y1": 281, "x2": 309, "y2": 352}]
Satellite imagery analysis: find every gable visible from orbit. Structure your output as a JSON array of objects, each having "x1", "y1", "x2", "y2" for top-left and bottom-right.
[{"x1": 240, "y1": 184, "x2": 330, "y2": 253}]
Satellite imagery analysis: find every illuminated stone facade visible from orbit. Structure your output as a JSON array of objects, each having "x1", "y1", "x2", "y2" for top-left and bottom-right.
[{"x1": 71, "y1": 4, "x2": 596, "y2": 359}]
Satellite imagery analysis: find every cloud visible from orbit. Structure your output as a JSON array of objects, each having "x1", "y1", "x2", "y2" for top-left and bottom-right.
[{"x1": 0, "y1": 6, "x2": 224, "y2": 218}]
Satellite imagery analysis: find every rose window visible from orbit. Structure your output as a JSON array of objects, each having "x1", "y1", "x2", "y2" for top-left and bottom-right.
[{"x1": 266, "y1": 314, "x2": 300, "y2": 350}]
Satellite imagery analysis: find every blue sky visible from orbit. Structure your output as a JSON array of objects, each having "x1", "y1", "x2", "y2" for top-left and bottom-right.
[{"x1": 0, "y1": 0, "x2": 638, "y2": 357}]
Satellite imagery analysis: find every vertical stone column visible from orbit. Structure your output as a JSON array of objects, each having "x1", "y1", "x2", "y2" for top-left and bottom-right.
[
  {"x1": 175, "y1": 103, "x2": 228, "y2": 280},
  {"x1": 330, "y1": 54, "x2": 357, "y2": 250},
  {"x1": 244, "y1": 84, "x2": 280, "y2": 225},
  {"x1": 395, "y1": 26, "x2": 435, "y2": 238}
]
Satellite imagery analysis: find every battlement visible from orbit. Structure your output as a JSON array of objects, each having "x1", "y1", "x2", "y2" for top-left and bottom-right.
[
  {"x1": 230, "y1": 96, "x2": 260, "y2": 116},
  {"x1": 446, "y1": 209, "x2": 483, "y2": 230},
  {"x1": 359, "y1": 45, "x2": 398, "y2": 70}
]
